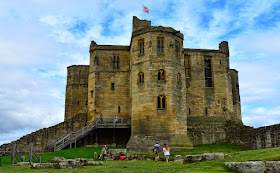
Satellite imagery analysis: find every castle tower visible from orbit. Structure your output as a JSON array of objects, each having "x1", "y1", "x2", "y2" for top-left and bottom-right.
[
  {"x1": 65, "y1": 65, "x2": 89, "y2": 120},
  {"x1": 126, "y1": 17, "x2": 193, "y2": 151}
]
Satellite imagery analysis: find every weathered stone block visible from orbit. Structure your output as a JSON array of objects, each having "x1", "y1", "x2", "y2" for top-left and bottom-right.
[
  {"x1": 225, "y1": 161, "x2": 266, "y2": 173},
  {"x1": 174, "y1": 155, "x2": 183, "y2": 162},
  {"x1": 30, "y1": 163, "x2": 57, "y2": 169},
  {"x1": 17, "y1": 162, "x2": 30, "y2": 166}
]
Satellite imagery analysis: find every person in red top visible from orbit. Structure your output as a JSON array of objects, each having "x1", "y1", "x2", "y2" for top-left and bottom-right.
[{"x1": 120, "y1": 154, "x2": 127, "y2": 161}]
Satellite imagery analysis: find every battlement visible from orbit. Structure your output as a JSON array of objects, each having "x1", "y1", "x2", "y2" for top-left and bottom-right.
[
  {"x1": 89, "y1": 44, "x2": 130, "y2": 52},
  {"x1": 132, "y1": 16, "x2": 151, "y2": 32}
]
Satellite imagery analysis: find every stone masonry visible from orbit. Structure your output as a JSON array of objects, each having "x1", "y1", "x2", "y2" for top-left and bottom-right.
[{"x1": 1, "y1": 16, "x2": 279, "y2": 154}]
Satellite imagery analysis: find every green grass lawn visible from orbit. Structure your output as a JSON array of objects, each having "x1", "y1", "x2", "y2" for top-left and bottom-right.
[{"x1": 0, "y1": 143, "x2": 279, "y2": 173}]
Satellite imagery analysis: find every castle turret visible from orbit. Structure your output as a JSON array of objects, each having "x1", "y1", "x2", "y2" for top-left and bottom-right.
[
  {"x1": 127, "y1": 17, "x2": 193, "y2": 151},
  {"x1": 65, "y1": 65, "x2": 89, "y2": 120},
  {"x1": 219, "y1": 41, "x2": 229, "y2": 57}
]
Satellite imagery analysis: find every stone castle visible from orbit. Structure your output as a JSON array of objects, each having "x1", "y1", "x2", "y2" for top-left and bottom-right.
[{"x1": 1, "y1": 16, "x2": 279, "y2": 154}]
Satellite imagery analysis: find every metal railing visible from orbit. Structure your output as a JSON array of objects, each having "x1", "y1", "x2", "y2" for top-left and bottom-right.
[{"x1": 49, "y1": 117, "x2": 131, "y2": 151}]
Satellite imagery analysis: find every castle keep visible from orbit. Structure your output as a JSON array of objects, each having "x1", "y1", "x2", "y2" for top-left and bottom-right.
[
  {"x1": 2, "y1": 16, "x2": 279, "y2": 155},
  {"x1": 64, "y1": 16, "x2": 241, "y2": 151}
]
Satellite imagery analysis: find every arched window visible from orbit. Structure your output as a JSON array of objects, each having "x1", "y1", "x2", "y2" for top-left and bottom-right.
[
  {"x1": 157, "y1": 37, "x2": 164, "y2": 53},
  {"x1": 113, "y1": 56, "x2": 116, "y2": 69},
  {"x1": 177, "y1": 73, "x2": 181, "y2": 83},
  {"x1": 117, "y1": 56, "x2": 120, "y2": 69},
  {"x1": 138, "y1": 72, "x2": 144, "y2": 83},
  {"x1": 157, "y1": 95, "x2": 166, "y2": 109},
  {"x1": 158, "y1": 69, "x2": 165, "y2": 81}
]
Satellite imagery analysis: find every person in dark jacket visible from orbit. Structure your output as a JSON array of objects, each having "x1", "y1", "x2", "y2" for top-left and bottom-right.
[{"x1": 153, "y1": 141, "x2": 161, "y2": 161}]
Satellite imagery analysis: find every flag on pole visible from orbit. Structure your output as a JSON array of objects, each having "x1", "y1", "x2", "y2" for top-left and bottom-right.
[{"x1": 143, "y1": 5, "x2": 149, "y2": 13}]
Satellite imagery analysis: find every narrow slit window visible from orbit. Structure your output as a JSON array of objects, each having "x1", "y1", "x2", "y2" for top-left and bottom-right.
[
  {"x1": 91, "y1": 90, "x2": 94, "y2": 98},
  {"x1": 204, "y1": 59, "x2": 213, "y2": 87},
  {"x1": 139, "y1": 39, "x2": 144, "y2": 56},
  {"x1": 177, "y1": 73, "x2": 181, "y2": 83},
  {"x1": 118, "y1": 106, "x2": 120, "y2": 113},
  {"x1": 113, "y1": 56, "x2": 116, "y2": 69},
  {"x1": 117, "y1": 56, "x2": 120, "y2": 69},
  {"x1": 157, "y1": 37, "x2": 164, "y2": 53},
  {"x1": 138, "y1": 72, "x2": 144, "y2": 83},
  {"x1": 111, "y1": 83, "x2": 115, "y2": 90}
]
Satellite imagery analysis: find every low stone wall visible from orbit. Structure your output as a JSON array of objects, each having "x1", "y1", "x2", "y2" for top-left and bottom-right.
[
  {"x1": 183, "y1": 153, "x2": 225, "y2": 165},
  {"x1": 187, "y1": 116, "x2": 280, "y2": 150},
  {"x1": 0, "y1": 113, "x2": 87, "y2": 154}
]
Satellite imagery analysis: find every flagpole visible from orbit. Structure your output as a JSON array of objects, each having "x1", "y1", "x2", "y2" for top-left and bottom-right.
[{"x1": 142, "y1": 3, "x2": 143, "y2": 19}]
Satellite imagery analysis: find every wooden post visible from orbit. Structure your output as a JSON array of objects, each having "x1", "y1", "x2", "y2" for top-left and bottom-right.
[
  {"x1": 29, "y1": 142, "x2": 33, "y2": 163},
  {"x1": 113, "y1": 128, "x2": 116, "y2": 143},
  {"x1": 11, "y1": 143, "x2": 15, "y2": 165},
  {"x1": 75, "y1": 135, "x2": 77, "y2": 148},
  {"x1": 70, "y1": 133, "x2": 72, "y2": 148},
  {"x1": 39, "y1": 156, "x2": 41, "y2": 163}
]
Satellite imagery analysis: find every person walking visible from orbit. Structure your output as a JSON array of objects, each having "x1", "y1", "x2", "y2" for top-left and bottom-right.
[
  {"x1": 153, "y1": 141, "x2": 161, "y2": 161},
  {"x1": 163, "y1": 143, "x2": 170, "y2": 163},
  {"x1": 115, "y1": 115, "x2": 119, "y2": 124},
  {"x1": 100, "y1": 114, "x2": 103, "y2": 124}
]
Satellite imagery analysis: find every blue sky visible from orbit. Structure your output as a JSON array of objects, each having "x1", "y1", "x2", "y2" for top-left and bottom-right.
[{"x1": 0, "y1": 0, "x2": 280, "y2": 145}]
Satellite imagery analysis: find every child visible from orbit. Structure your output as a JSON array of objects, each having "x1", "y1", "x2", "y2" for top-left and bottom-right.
[
  {"x1": 163, "y1": 143, "x2": 170, "y2": 163},
  {"x1": 153, "y1": 141, "x2": 161, "y2": 161}
]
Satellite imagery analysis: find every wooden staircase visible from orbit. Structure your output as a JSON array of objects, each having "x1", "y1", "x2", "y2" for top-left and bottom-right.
[{"x1": 46, "y1": 117, "x2": 130, "y2": 151}]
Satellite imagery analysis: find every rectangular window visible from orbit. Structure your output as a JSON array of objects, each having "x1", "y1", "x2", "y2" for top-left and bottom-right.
[
  {"x1": 139, "y1": 39, "x2": 144, "y2": 56},
  {"x1": 185, "y1": 55, "x2": 191, "y2": 78},
  {"x1": 204, "y1": 59, "x2": 213, "y2": 87},
  {"x1": 91, "y1": 90, "x2": 94, "y2": 98},
  {"x1": 111, "y1": 83, "x2": 115, "y2": 90},
  {"x1": 175, "y1": 40, "x2": 180, "y2": 57},
  {"x1": 157, "y1": 37, "x2": 164, "y2": 54},
  {"x1": 118, "y1": 106, "x2": 120, "y2": 113}
]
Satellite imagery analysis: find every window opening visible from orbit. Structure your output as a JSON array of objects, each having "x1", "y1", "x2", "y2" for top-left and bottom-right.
[
  {"x1": 157, "y1": 37, "x2": 164, "y2": 53},
  {"x1": 91, "y1": 90, "x2": 94, "y2": 98},
  {"x1": 117, "y1": 56, "x2": 120, "y2": 69},
  {"x1": 157, "y1": 95, "x2": 166, "y2": 109},
  {"x1": 204, "y1": 59, "x2": 213, "y2": 87},
  {"x1": 111, "y1": 83, "x2": 115, "y2": 90},
  {"x1": 158, "y1": 69, "x2": 165, "y2": 81},
  {"x1": 139, "y1": 39, "x2": 145, "y2": 56},
  {"x1": 185, "y1": 55, "x2": 191, "y2": 78},
  {"x1": 138, "y1": 72, "x2": 144, "y2": 83},
  {"x1": 113, "y1": 56, "x2": 116, "y2": 69},
  {"x1": 118, "y1": 106, "x2": 120, "y2": 113},
  {"x1": 177, "y1": 73, "x2": 181, "y2": 83}
]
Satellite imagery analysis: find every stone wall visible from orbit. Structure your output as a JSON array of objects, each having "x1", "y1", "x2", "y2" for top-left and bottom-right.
[
  {"x1": 65, "y1": 65, "x2": 89, "y2": 120},
  {"x1": 0, "y1": 113, "x2": 87, "y2": 154},
  {"x1": 127, "y1": 17, "x2": 192, "y2": 152},
  {"x1": 88, "y1": 42, "x2": 131, "y2": 122},
  {"x1": 188, "y1": 116, "x2": 280, "y2": 150}
]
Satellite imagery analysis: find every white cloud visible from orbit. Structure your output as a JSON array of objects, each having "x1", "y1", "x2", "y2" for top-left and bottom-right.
[{"x1": 0, "y1": 0, "x2": 280, "y2": 145}]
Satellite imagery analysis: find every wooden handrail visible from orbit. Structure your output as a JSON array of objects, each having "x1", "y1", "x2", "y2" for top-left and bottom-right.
[{"x1": 50, "y1": 117, "x2": 131, "y2": 151}]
